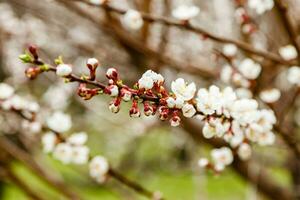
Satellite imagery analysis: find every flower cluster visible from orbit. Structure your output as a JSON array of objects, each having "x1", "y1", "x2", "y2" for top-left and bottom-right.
[
  {"x1": 19, "y1": 45, "x2": 277, "y2": 172},
  {"x1": 248, "y1": 0, "x2": 274, "y2": 15},
  {"x1": 220, "y1": 44, "x2": 262, "y2": 89}
]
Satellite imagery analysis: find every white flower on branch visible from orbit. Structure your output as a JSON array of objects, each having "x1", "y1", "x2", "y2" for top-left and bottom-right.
[
  {"x1": 238, "y1": 58, "x2": 261, "y2": 80},
  {"x1": 67, "y1": 132, "x2": 88, "y2": 146},
  {"x1": 0, "y1": 83, "x2": 14, "y2": 100},
  {"x1": 138, "y1": 76, "x2": 154, "y2": 90},
  {"x1": 21, "y1": 120, "x2": 42, "y2": 134},
  {"x1": 42, "y1": 132, "x2": 57, "y2": 153},
  {"x1": 279, "y1": 45, "x2": 298, "y2": 61},
  {"x1": 237, "y1": 143, "x2": 252, "y2": 160},
  {"x1": 223, "y1": 44, "x2": 237, "y2": 57},
  {"x1": 56, "y1": 64, "x2": 72, "y2": 77},
  {"x1": 196, "y1": 85, "x2": 222, "y2": 115},
  {"x1": 87, "y1": 58, "x2": 99, "y2": 69},
  {"x1": 89, "y1": 156, "x2": 109, "y2": 183},
  {"x1": 72, "y1": 146, "x2": 90, "y2": 165},
  {"x1": 121, "y1": 9, "x2": 143, "y2": 31},
  {"x1": 198, "y1": 158, "x2": 209, "y2": 168},
  {"x1": 287, "y1": 66, "x2": 300, "y2": 86},
  {"x1": 171, "y1": 78, "x2": 196, "y2": 101},
  {"x1": 89, "y1": 0, "x2": 106, "y2": 5},
  {"x1": 248, "y1": 0, "x2": 274, "y2": 15},
  {"x1": 46, "y1": 111, "x2": 72, "y2": 133},
  {"x1": 172, "y1": 5, "x2": 200, "y2": 21},
  {"x1": 257, "y1": 131, "x2": 275, "y2": 146},
  {"x1": 53, "y1": 143, "x2": 73, "y2": 164},
  {"x1": 211, "y1": 147, "x2": 233, "y2": 170},
  {"x1": 181, "y1": 103, "x2": 196, "y2": 118},
  {"x1": 259, "y1": 88, "x2": 281, "y2": 103}
]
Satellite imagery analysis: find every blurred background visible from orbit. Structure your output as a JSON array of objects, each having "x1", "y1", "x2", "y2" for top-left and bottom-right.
[{"x1": 0, "y1": 0, "x2": 300, "y2": 199}]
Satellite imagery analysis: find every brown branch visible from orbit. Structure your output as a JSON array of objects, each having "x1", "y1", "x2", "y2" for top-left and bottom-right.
[
  {"x1": 275, "y1": 0, "x2": 300, "y2": 62},
  {"x1": 108, "y1": 168, "x2": 163, "y2": 200},
  {"x1": 70, "y1": 0, "x2": 297, "y2": 66},
  {"x1": 56, "y1": 0, "x2": 217, "y2": 79}
]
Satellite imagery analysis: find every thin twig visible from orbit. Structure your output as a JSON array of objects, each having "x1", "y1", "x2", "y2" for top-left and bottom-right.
[{"x1": 70, "y1": 0, "x2": 297, "y2": 66}]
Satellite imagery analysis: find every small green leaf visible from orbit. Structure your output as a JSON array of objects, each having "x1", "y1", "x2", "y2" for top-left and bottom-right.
[
  {"x1": 19, "y1": 53, "x2": 33, "y2": 63},
  {"x1": 54, "y1": 56, "x2": 64, "y2": 65}
]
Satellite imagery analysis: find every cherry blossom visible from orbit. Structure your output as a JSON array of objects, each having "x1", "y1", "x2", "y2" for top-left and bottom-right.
[
  {"x1": 0, "y1": 83, "x2": 14, "y2": 100},
  {"x1": 259, "y1": 88, "x2": 281, "y2": 103},
  {"x1": 56, "y1": 64, "x2": 72, "y2": 77},
  {"x1": 279, "y1": 45, "x2": 298, "y2": 61},
  {"x1": 46, "y1": 111, "x2": 72, "y2": 133},
  {"x1": 172, "y1": 5, "x2": 200, "y2": 21},
  {"x1": 121, "y1": 9, "x2": 143, "y2": 31},
  {"x1": 171, "y1": 78, "x2": 196, "y2": 101}
]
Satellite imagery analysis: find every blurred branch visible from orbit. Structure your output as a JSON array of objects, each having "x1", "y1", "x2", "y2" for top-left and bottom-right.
[
  {"x1": 108, "y1": 169, "x2": 163, "y2": 200},
  {"x1": 275, "y1": 0, "x2": 300, "y2": 62},
  {"x1": 56, "y1": 0, "x2": 218, "y2": 79},
  {"x1": 0, "y1": 166, "x2": 46, "y2": 200},
  {"x1": 70, "y1": 0, "x2": 297, "y2": 66},
  {"x1": 181, "y1": 119, "x2": 293, "y2": 200},
  {"x1": 0, "y1": 136, "x2": 81, "y2": 200}
]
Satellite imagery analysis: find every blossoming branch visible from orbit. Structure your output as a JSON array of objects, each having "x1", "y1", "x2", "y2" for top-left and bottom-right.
[{"x1": 18, "y1": 45, "x2": 282, "y2": 172}]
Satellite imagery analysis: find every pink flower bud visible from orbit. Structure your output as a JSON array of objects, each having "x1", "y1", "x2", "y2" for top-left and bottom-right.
[
  {"x1": 105, "y1": 85, "x2": 119, "y2": 97},
  {"x1": 170, "y1": 115, "x2": 181, "y2": 127},
  {"x1": 25, "y1": 67, "x2": 41, "y2": 80},
  {"x1": 87, "y1": 58, "x2": 99, "y2": 70},
  {"x1": 143, "y1": 102, "x2": 153, "y2": 116},
  {"x1": 158, "y1": 106, "x2": 169, "y2": 121},
  {"x1": 129, "y1": 100, "x2": 140, "y2": 118},
  {"x1": 120, "y1": 88, "x2": 132, "y2": 102},
  {"x1": 28, "y1": 44, "x2": 38, "y2": 60},
  {"x1": 77, "y1": 83, "x2": 99, "y2": 100},
  {"x1": 106, "y1": 68, "x2": 118, "y2": 80},
  {"x1": 109, "y1": 98, "x2": 121, "y2": 113}
]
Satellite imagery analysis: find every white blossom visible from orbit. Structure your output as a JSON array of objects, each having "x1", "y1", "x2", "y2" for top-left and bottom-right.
[
  {"x1": 237, "y1": 143, "x2": 252, "y2": 160},
  {"x1": 53, "y1": 143, "x2": 73, "y2": 164},
  {"x1": 109, "y1": 85, "x2": 119, "y2": 97},
  {"x1": 171, "y1": 78, "x2": 196, "y2": 101},
  {"x1": 196, "y1": 85, "x2": 221, "y2": 115},
  {"x1": 22, "y1": 120, "x2": 42, "y2": 134},
  {"x1": 223, "y1": 44, "x2": 237, "y2": 57},
  {"x1": 121, "y1": 9, "x2": 143, "y2": 30},
  {"x1": 138, "y1": 76, "x2": 154, "y2": 90},
  {"x1": 257, "y1": 131, "x2": 275, "y2": 146},
  {"x1": 287, "y1": 66, "x2": 300, "y2": 86},
  {"x1": 235, "y1": 88, "x2": 253, "y2": 99},
  {"x1": 166, "y1": 97, "x2": 176, "y2": 108},
  {"x1": 46, "y1": 111, "x2": 72, "y2": 133},
  {"x1": 211, "y1": 147, "x2": 233, "y2": 168},
  {"x1": 27, "y1": 102, "x2": 40, "y2": 113},
  {"x1": 109, "y1": 102, "x2": 120, "y2": 113},
  {"x1": 279, "y1": 45, "x2": 298, "y2": 61},
  {"x1": 89, "y1": 156, "x2": 109, "y2": 183},
  {"x1": 259, "y1": 88, "x2": 281, "y2": 103},
  {"x1": 238, "y1": 58, "x2": 261, "y2": 80},
  {"x1": 56, "y1": 64, "x2": 72, "y2": 77},
  {"x1": 248, "y1": 0, "x2": 274, "y2": 15},
  {"x1": 172, "y1": 5, "x2": 200, "y2": 20},
  {"x1": 67, "y1": 132, "x2": 88, "y2": 146},
  {"x1": 181, "y1": 103, "x2": 196, "y2": 118},
  {"x1": 0, "y1": 83, "x2": 14, "y2": 100},
  {"x1": 175, "y1": 97, "x2": 184, "y2": 109},
  {"x1": 87, "y1": 58, "x2": 99, "y2": 69},
  {"x1": 72, "y1": 146, "x2": 90, "y2": 164},
  {"x1": 202, "y1": 122, "x2": 216, "y2": 139},
  {"x1": 89, "y1": 0, "x2": 106, "y2": 5},
  {"x1": 198, "y1": 158, "x2": 209, "y2": 168},
  {"x1": 220, "y1": 65, "x2": 233, "y2": 83},
  {"x1": 42, "y1": 132, "x2": 57, "y2": 153}
]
